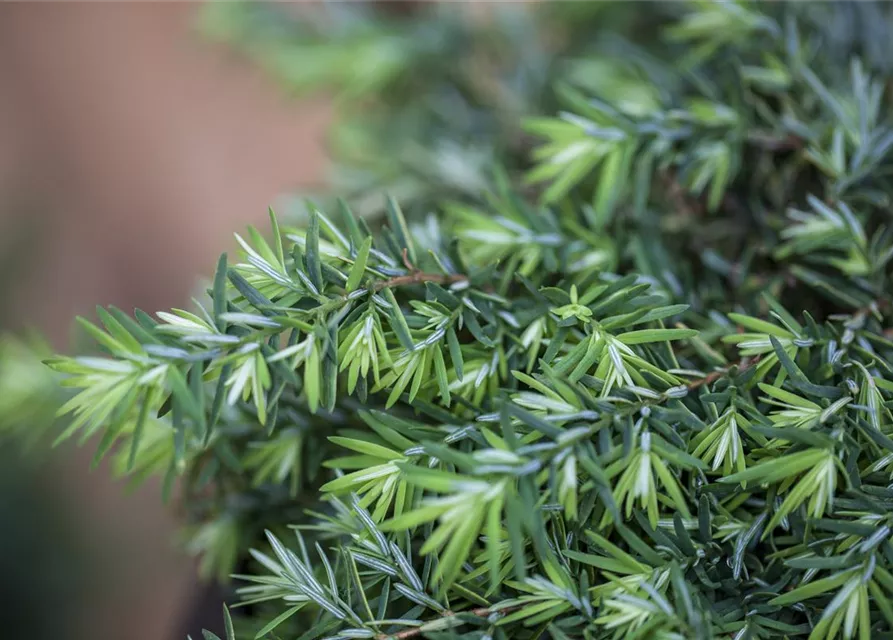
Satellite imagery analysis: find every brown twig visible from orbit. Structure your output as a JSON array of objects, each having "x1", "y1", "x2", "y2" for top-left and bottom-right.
[
  {"x1": 372, "y1": 272, "x2": 468, "y2": 291},
  {"x1": 401, "y1": 248, "x2": 417, "y2": 273},
  {"x1": 686, "y1": 356, "x2": 760, "y2": 392},
  {"x1": 371, "y1": 248, "x2": 468, "y2": 292},
  {"x1": 377, "y1": 605, "x2": 520, "y2": 640}
]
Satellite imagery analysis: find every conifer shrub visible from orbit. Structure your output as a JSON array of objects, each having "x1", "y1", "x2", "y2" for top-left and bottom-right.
[{"x1": 46, "y1": 2, "x2": 893, "y2": 639}]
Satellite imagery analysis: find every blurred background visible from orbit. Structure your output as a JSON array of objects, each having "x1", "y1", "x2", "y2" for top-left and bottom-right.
[
  {"x1": 0, "y1": 1, "x2": 600, "y2": 638},
  {"x1": 0, "y1": 3, "x2": 330, "y2": 639}
]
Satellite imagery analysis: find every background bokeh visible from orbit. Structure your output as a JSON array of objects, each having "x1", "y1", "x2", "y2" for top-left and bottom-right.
[{"x1": 0, "y1": 3, "x2": 330, "y2": 639}]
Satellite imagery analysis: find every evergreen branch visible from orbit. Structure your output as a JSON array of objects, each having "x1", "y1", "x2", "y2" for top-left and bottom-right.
[{"x1": 32, "y1": 4, "x2": 893, "y2": 640}]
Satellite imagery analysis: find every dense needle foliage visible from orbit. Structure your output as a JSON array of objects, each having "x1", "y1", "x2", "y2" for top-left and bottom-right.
[{"x1": 44, "y1": 2, "x2": 893, "y2": 639}]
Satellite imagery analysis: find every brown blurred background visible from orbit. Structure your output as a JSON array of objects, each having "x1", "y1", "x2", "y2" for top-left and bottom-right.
[{"x1": 0, "y1": 3, "x2": 331, "y2": 639}]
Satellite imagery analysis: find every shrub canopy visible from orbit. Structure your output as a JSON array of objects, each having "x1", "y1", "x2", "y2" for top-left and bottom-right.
[{"x1": 47, "y1": 2, "x2": 893, "y2": 639}]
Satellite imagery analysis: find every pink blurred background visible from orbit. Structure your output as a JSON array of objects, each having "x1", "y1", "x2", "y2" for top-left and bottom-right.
[{"x1": 0, "y1": 3, "x2": 332, "y2": 638}]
